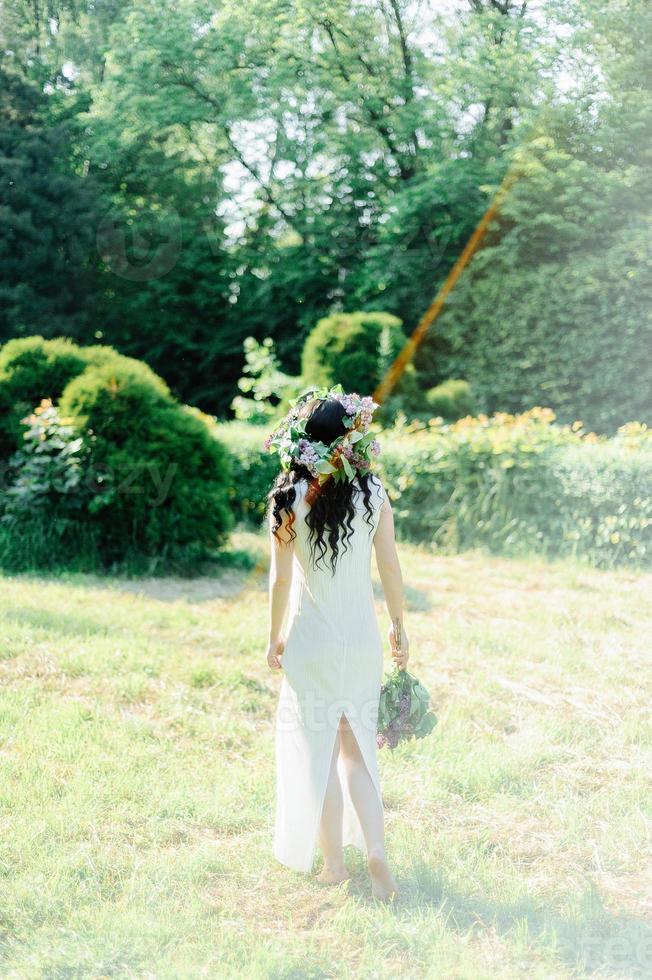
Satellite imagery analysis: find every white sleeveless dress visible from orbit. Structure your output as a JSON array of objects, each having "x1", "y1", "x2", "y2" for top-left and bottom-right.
[{"x1": 272, "y1": 474, "x2": 387, "y2": 872}]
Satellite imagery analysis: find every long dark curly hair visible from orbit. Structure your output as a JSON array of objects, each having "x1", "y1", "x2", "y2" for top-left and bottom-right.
[{"x1": 268, "y1": 396, "x2": 377, "y2": 573}]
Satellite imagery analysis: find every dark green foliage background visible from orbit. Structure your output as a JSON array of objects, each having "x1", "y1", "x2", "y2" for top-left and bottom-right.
[{"x1": 2, "y1": 1, "x2": 649, "y2": 427}]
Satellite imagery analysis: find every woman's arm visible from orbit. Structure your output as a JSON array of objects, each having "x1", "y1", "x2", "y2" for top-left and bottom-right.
[
  {"x1": 266, "y1": 506, "x2": 295, "y2": 670},
  {"x1": 372, "y1": 489, "x2": 409, "y2": 670}
]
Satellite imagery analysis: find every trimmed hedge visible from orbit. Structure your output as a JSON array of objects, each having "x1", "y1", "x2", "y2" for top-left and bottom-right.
[
  {"x1": 379, "y1": 425, "x2": 652, "y2": 567},
  {"x1": 301, "y1": 311, "x2": 406, "y2": 396},
  {"x1": 0, "y1": 335, "x2": 166, "y2": 459},
  {"x1": 58, "y1": 363, "x2": 233, "y2": 564},
  {"x1": 0, "y1": 337, "x2": 233, "y2": 571},
  {"x1": 0, "y1": 336, "x2": 88, "y2": 458},
  {"x1": 424, "y1": 379, "x2": 475, "y2": 422},
  {"x1": 213, "y1": 413, "x2": 652, "y2": 569}
]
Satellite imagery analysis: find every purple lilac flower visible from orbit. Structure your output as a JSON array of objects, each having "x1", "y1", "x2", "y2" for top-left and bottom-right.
[
  {"x1": 359, "y1": 396, "x2": 377, "y2": 427},
  {"x1": 331, "y1": 391, "x2": 378, "y2": 432},
  {"x1": 334, "y1": 393, "x2": 358, "y2": 416},
  {"x1": 351, "y1": 452, "x2": 370, "y2": 471},
  {"x1": 296, "y1": 438, "x2": 321, "y2": 475},
  {"x1": 386, "y1": 729, "x2": 399, "y2": 749}
]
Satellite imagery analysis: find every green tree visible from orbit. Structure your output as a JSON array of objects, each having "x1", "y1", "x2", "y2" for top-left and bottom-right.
[
  {"x1": 0, "y1": 67, "x2": 104, "y2": 345},
  {"x1": 428, "y1": 0, "x2": 652, "y2": 431},
  {"x1": 4, "y1": 0, "x2": 637, "y2": 422},
  {"x1": 78, "y1": 0, "x2": 546, "y2": 404}
]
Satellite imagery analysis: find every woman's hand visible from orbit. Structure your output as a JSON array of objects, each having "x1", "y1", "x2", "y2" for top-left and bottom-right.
[
  {"x1": 266, "y1": 637, "x2": 285, "y2": 671},
  {"x1": 388, "y1": 621, "x2": 409, "y2": 671}
]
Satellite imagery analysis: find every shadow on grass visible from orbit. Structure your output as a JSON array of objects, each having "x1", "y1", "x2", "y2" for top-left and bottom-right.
[
  {"x1": 372, "y1": 580, "x2": 432, "y2": 612},
  {"x1": 2, "y1": 549, "x2": 269, "y2": 604},
  {"x1": 2, "y1": 606, "x2": 116, "y2": 638},
  {"x1": 389, "y1": 858, "x2": 652, "y2": 977}
]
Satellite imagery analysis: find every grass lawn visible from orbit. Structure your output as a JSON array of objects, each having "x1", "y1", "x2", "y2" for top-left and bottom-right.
[{"x1": 1, "y1": 532, "x2": 651, "y2": 979}]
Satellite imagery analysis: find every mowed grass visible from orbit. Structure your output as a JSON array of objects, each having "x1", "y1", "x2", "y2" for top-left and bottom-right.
[{"x1": 1, "y1": 532, "x2": 651, "y2": 979}]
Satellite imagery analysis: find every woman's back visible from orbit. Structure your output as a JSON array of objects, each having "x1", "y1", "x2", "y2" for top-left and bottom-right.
[
  {"x1": 293, "y1": 476, "x2": 385, "y2": 576},
  {"x1": 274, "y1": 474, "x2": 388, "y2": 872},
  {"x1": 289, "y1": 474, "x2": 386, "y2": 608}
]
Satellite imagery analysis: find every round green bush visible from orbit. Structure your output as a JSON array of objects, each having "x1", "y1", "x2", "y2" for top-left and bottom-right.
[
  {"x1": 0, "y1": 335, "x2": 159, "y2": 459},
  {"x1": 301, "y1": 312, "x2": 406, "y2": 395},
  {"x1": 425, "y1": 379, "x2": 474, "y2": 421},
  {"x1": 0, "y1": 336, "x2": 88, "y2": 458},
  {"x1": 59, "y1": 362, "x2": 233, "y2": 563}
]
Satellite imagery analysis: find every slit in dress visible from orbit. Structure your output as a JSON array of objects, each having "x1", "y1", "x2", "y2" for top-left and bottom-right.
[{"x1": 309, "y1": 708, "x2": 382, "y2": 870}]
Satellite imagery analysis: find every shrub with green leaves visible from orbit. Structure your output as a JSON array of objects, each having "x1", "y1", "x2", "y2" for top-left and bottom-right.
[
  {"x1": 301, "y1": 312, "x2": 407, "y2": 395},
  {"x1": 424, "y1": 379, "x2": 474, "y2": 422},
  {"x1": 0, "y1": 335, "x2": 153, "y2": 459},
  {"x1": 0, "y1": 399, "x2": 101, "y2": 572},
  {"x1": 3, "y1": 398, "x2": 89, "y2": 516},
  {"x1": 380, "y1": 411, "x2": 652, "y2": 566},
  {"x1": 214, "y1": 412, "x2": 652, "y2": 569},
  {"x1": 0, "y1": 336, "x2": 87, "y2": 458},
  {"x1": 58, "y1": 362, "x2": 233, "y2": 565},
  {"x1": 231, "y1": 337, "x2": 306, "y2": 423},
  {"x1": 0, "y1": 337, "x2": 235, "y2": 570}
]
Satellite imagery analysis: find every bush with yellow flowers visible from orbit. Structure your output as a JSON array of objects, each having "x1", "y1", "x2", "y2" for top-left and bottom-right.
[
  {"x1": 379, "y1": 409, "x2": 652, "y2": 567},
  {"x1": 215, "y1": 408, "x2": 652, "y2": 569}
]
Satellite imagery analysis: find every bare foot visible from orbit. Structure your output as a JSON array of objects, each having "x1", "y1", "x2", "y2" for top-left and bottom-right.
[
  {"x1": 368, "y1": 854, "x2": 399, "y2": 902},
  {"x1": 316, "y1": 863, "x2": 350, "y2": 885}
]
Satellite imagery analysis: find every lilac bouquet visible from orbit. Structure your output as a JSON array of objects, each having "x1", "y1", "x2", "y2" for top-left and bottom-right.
[{"x1": 376, "y1": 666, "x2": 438, "y2": 750}]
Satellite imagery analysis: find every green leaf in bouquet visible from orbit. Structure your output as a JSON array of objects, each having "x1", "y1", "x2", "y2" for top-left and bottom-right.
[
  {"x1": 377, "y1": 663, "x2": 438, "y2": 748},
  {"x1": 378, "y1": 699, "x2": 389, "y2": 728},
  {"x1": 414, "y1": 711, "x2": 438, "y2": 738},
  {"x1": 412, "y1": 681, "x2": 430, "y2": 703},
  {"x1": 408, "y1": 696, "x2": 423, "y2": 721},
  {"x1": 341, "y1": 455, "x2": 355, "y2": 480}
]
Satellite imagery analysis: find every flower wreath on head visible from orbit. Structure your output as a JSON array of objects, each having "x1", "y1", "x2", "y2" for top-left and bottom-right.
[{"x1": 264, "y1": 383, "x2": 381, "y2": 486}]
